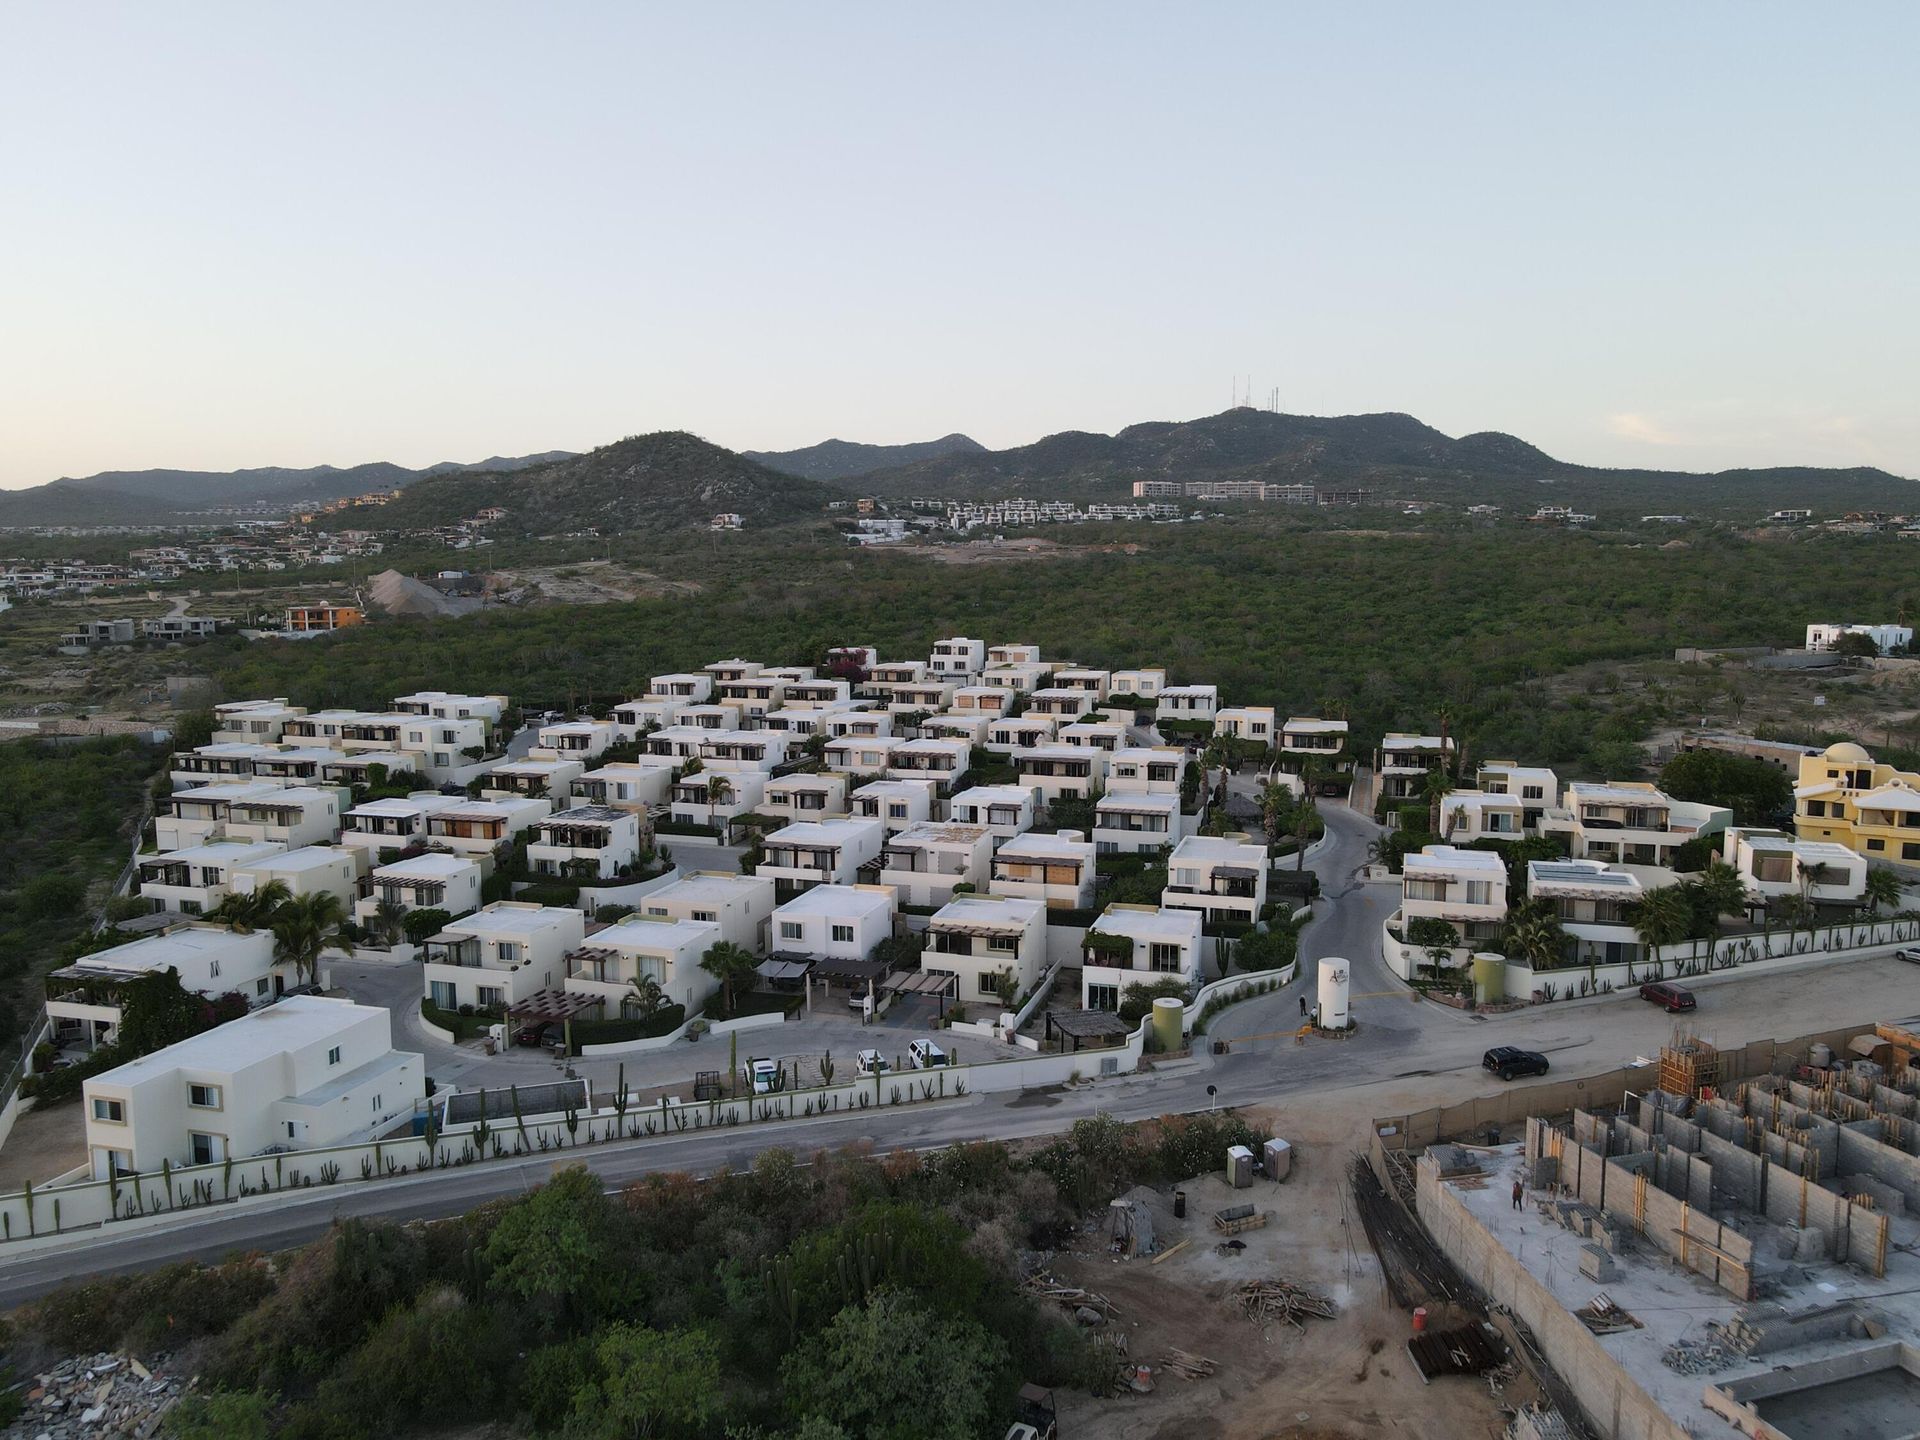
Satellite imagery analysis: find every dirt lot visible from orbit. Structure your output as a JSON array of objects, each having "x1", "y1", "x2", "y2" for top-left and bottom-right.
[
  {"x1": 1045, "y1": 1093, "x2": 1522, "y2": 1440},
  {"x1": 490, "y1": 559, "x2": 701, "y2": 606}
]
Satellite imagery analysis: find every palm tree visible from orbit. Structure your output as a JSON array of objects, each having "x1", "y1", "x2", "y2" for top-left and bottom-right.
[
  {"x1": 1863, "y1": 866, "x2": 1903, "y2": 915},
  {"x1": 705, "y1": 774, "x2": 734, "y2": 834},
  {"x1": 210, "y1": 878, "x2": 292, "y2": 934},
  {"x1": 626, "y1": 973, "x2": 665, "y2": 1020},
  {"x1": 1692, "y1": 860, "x2": 1748, "y2": 926},
  {"x1": 1499, "y1": 896, "x2": 1568, "y2": 971},
  {"x1": 270, "y1": 890, "x2": 353, "y2": 989},
  {"x1": 1422, "y1": 767, "x2": 1454, "y2": 837},
  {"x1": 699, "y1": 940, "x2": 759, "y2": 1017},
  {"x1": 1256, "y1": 780, "x2": 1293, "y2": 841},
  {"x1": 1630, "y1": 885, "x2": 1693, "y2": 976},
  {"x1": 372, "y1": 896, "x2": 408, "y2": 947},
  {"x1": 1291, "y1": 791, "x2": 1320, "y2": 871}
]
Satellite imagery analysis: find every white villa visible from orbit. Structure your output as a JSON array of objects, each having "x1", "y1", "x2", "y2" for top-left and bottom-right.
[
  {"x1": 420, "y1": 902, "x2": 584, "y2": 1011},
  {"x1": 758, "y1": 818, "x2": 887, "y2": 898},
  {"x1": 359, "y1": 852, "x2": 483, "y2": 923},
  {"x1": 137, "y1": 841, "x2": 287, "y2": 915},
  {"x1": 339, "y1": 793, "x2": 463, "y2": 863},
  {"x1": 566, "y1": 914, "x2": 722, "y2": 1016},
  {"x1": 1721, "y1": 828, "x2": 1867, "y2": 906},
  {"x1": 637, "y1": 871, "x2": 775, "y2": 956},
  {"x1": 923, "y1": 894, "x2": 1047, "y2": 1006},
  {"x1": 769, "y1": 884, "x2": 895, "y2": 965},
  {"x1": 527, "y1": 805, "x2": 643, "y2": 880},
  {"x1": 83, "y1": 997, "x2": 422, "y2": 1179},
  {"x1": 878, "y1": 822, "x2": 994, "y2": 908},
  {"x1": 850, "y1": 779, "x2": 938, "y2": 835},
  {"x1": 947, "y1": 784, "x2": 1039, "y2": 845},
  {"x1": 990, "y1": 830, "x2": 1097, "y2": 910},
  {"x1": 1400, "y1": 845, "x2": 1510, "y2": 951},
  {"x1": 1081, "y1": 904, "x2": 1204, "y2": 1010},
  {"x1": 47, "y1": 927, "x2": 285, "y2": 1052},
  {"x1": 1163, "y1": 834, "x2": 1268, "y2": 926},
  {"x1": 1094, "y1": 791, "x2": 1185, "y2": 855},
  {"x1": 572, "y1": 760, "x2": 675, "y2": 813}
]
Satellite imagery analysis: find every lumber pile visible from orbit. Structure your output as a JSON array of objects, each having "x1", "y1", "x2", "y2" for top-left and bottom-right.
[
  {"x1": 1574, "y1": 1292, "x2": 1641, "y2": 1335},
  {"x1": 1023, "y1": 1271, "x2": 1120, "y2": 1317},
  {"x1": 1213, "y1": 1204, "x2": 1271, "y2": 1235},
  {"x1": 1233, "y1": 1277, "x2": 1336, "y2": 1327},
  {"x1": 1159, "y1": 1347, "x2": 1218, "y2": 1380}
]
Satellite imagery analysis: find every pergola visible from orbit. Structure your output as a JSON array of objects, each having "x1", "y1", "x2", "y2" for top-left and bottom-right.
[
  {"x1": 809, "y1": 955, "x2": 889, "y2": 1018},
  {"x1": 507, "y1": 988, "x2": 603, "y2": 1055},
  {"x1": 886, "y1": 969, "x2": 957, "y2": 1019},
  {"x1": 1043, "y1": 1008, "x2": 1132, "y2": 1052}
]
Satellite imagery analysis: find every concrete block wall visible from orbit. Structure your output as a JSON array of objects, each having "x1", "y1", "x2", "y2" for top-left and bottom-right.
[
  {"x1": 1701, "y1": 1131, "x2": 1766, "y2": 1210},
  {"x1": 1845, "y1": 1202, "x2": 1889, "y2": 1274},
  {"x1": 1417, "y1": 1157, "x2": 1691, "y2": 1440}
]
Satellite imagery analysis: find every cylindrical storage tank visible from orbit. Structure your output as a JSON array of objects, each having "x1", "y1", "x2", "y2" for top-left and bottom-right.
[
  {"x1": 1809, "y1": 1042, "x2": 1833, "y2": 1069},
  {"x1": 1151, "y1": 996, "x2": 1184, "y2": 1053},
  {"x1": 1472, "y1": 953, "x2": 1505, "y2": 1006},
  {"x1": 1317, "y1": 957, "x2": 1351, "y2": 1029}
]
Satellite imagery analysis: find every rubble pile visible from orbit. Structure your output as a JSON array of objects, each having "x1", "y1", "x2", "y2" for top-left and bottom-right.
[{"x1": 7, "y1": 1354, "x2": 185, "y2": 1439}]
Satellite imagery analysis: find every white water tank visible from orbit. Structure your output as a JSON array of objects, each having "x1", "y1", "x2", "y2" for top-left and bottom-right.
[{"x1": 1317, "y1": 956, "x2": 1351, "y2": 1030}]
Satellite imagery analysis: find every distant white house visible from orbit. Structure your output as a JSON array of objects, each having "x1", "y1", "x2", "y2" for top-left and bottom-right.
[
  {"x1": 1806, "y1": 622, "x2": 1913, "y2": 654},
  {"x1": 878, "y1": 822, "x2": 994, "y2": 908},
  {"x1": 47, "y1": 928, "x2": 286, "y2": 1052},
  {"x1": 1721, "y1": 828, "x2": 1867, "y2": 906},
  {"x1": 481, "y1": 758, "x2": 585, "y2": 804},
  {"x1": 136, "y1": 841, "x2": 288, "y2": 916},
  {"x1": 1155, "y1": 685, "x2": 1219, "y2": 725},
  {"x1": 527, "y1": 805, "x2": 643, "y2": 880},
  {"x1": 947, "y1": 784, "x2": 1039, "y2": 845},
  {"x1": 769, "y1": 884, "x2": 895, "y2": 964},
  {"x1": 83, "y1": 996, "x2": 423, "y2": 1179},
  {"x1": 1214, "y1": 706, "x2": 1276, "y2": 746},
  {"x1": 339, "y1": 793, "x2": 464, "y2": 864},
  {"x1": 358, "y1": 852, "x2": 482, "y2": 924},
  {"x1": 757, "y1": 818, "x2": 887, "y2": 899},
  {"x1": 637, "y1": 871, "x2": 776, "y2": 956},
  {"x1": 923, "y1": 894, "x2": 1047, "y2": 1006},
  {"x1": 1081, "y1": 904, "x2": 1204, "y2": 1010},
  {"x1": 566, "y1": 913, "x2": 722, "y2": 1015},
  {"x1": 1094, "y1": 791, "x2": 1186, "y2": 855},
  {"x1": 1400, "y1": 845, "x2": 1510, "y2": 951},
  {"x1": 989, "y1": 830, "x2": 1096, "y2": 910},
  {"x1": 572, "y1": 761, "x2": 675, "y2": 813},
  {"x1": 849, "y1": 779, "x2": 938, "y2": 835},
  {"x1": 420, "y1": 901, "x2": 584, "y2": 1011},
  {"x1": 231, "y1": 845, "x2": 361, "y2": 911},
  {"x1": 1014, "y1": 745, "x2": 1107, "y2": 806},
  {"x1": 425, "y1": 797, "x2": 553, "y2": 859},
  {"x1": 1163, "y1": 834, "x2": 1268, "y2": 926}
]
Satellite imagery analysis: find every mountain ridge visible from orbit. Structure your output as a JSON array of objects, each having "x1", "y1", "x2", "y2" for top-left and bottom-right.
[{"x1": 743, "y1": 432, "x2": 985, "y2": 481}]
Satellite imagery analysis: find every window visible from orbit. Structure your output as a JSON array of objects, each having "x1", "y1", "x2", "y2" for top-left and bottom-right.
[
  {"x1": 188, "y1": 1083, "x2": 221, "y2": 1109},
  {"x1": 780, "y1": 922, "x2": 804, "y2": 941},
  {"x1": 692, "y1": 909, "x2": 717, "y2": 923},
  {"x1": 477, "y1": 986, "x2": 504, "y2": 1009},
  {"x1": 371, "y1": 1093, "x2": 383, "y2": 1112},
  {"x1": 256, "y1": 978, "x2": 270, "y2": 996},
  {"x1": 1868, "y1": 839, "x2": 1886, "y2": 852},
  {"x1": 1087, "y1": 984, "x2": 1119, "y2": 1011},
  {"x1": 888, "y1": 803, "x2": 907, "y2": 819},
  {"x1": 91, "y1": 1097, "x2": 124, "y2": 1124},
  {"x1": 831, "y1": 924, "x2": 854, "y2": 944},
  {"x1": 190, "y1": 1133, "x2": 219, "y2": 1166},
  {"x1": 1807, "y1": 801, "x2": 1827, "y2": 817},
  {"x1": 1905, "y1": 843, "x2": 1920, "y2": 862},
  {"x1": 979, "y1": 973, "x2": 1003, "y2": 997},
  {"x1": 327, "y1": 1046, "x2": 342, "y2": 1066},
  {"x1": 287, "y1": 1121, "x2": 297, "y2": 1138},
  {"x1": 1149, "y1": 943, "x2": 1183, "y2": 972},
  {"x1": 990, "y1": 934, "x2": 1018, "y2": 952}
]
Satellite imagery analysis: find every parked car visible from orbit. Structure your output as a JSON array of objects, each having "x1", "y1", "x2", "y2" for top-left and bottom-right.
[
  {"x1": 907, "y1": 1038, "x2": 949, "y2": 1069},
  {"x1": 1482, "y1": 1046, "x2": 1550, "y2": 1082},
  {"x1": 1894, "y1": 947, "x2": 1920, "y2": 965},
  {"x1": 514, "y1": 1021, "x2": 552, "y2": 1047},
  {"x1": 856, "y1": 1048, "x2": 890, "y2": 1077},
  {"x1": 748, "y1": 1058, "x2": 780, "y2": 1094},
  {"x1": 1639, "y1": 981, "x2": 1697, "y2": 1012}
]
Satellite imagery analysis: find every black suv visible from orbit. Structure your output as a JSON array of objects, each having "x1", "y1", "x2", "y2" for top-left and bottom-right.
[{"x1": 1483, "y1": 1046, "x2": 1550, "y2": 1081}]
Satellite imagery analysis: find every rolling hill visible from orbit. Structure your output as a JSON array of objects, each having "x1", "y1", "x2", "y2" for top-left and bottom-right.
[
  {"x1": 744, "y1": 432, "x2": 986, "y2": 482},
  {"x1": 328, "y1": 431, "x2": 846, "y2": 535},
  {"x1": 0, "y1": 452, "x2": 575, "y2": 527},
  {"x1": 851, "y1": 407, "x2": 1920, "y2": 518}
]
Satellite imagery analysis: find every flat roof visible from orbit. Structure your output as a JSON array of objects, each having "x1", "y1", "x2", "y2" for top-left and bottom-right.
[
  {"x1": 1111, "y1": 745, "x2": 1183, "y2": 761},
  {"x1": 592, "y1": 914, "x2": 719, "y2": 950},
  {"x1": 375, "y1": 852, "x2": 477, "y2": 878},
  {"x1": 950, "y1": 783, "x2": 1037, "y2": 805},
  {"x1": 93, "y1": 996, "x2": 381, "y2": 1084},
  {"x1": 491, "y1": 758, "x2": 577, "y2": 774},
  {"x1": 1404, "y1": 846, "x2": 1509, "y2": 875},
  {"x1": 144, "y1": 841, "x2": 286, "y2": 868},
  {"x1": 347, "y1": 794, "x2": 458, "y2": 817},
  {"x1": 850, "y1": 778, "x2": 932, "y2": 796},
  {"x1": 1284, "y1": 717, "x2": 1348, "y2": 733},
  {"x1": 171, "y1": 781, "x2": 289, "y2": 803},
  {"x1": 648, "y1": 871, "x2": 772, "y2": 904},
  {"x1": 769, "y1": 773, "x2": 843, "y2": 790},
  {"x1": 228, "y1": 785, "x2": 339, "y2": 807},
  {"x1": 1097, "y1": 791, "x2": 1181, "y2": 814},
  {"x1": 1568, "y1": 782, "x2": 1670, "y2": 805},
  {"x1": 1382, "y1": 734, "x2": 1448, "y2": 750},
  {"x1": 71, "y1": 925, "x2": 269, "y2": 976},
  {"x1": 435, "y1": 797, "x2": 546, "y2": 818},
  {"x1": 444, "y1": 902, "x2": 579, "y2": 937},
  {"x1": 249, "y1": 845, "x2": 353, "y2": 874},
  {"x1": 1089, "y1": 904, "x2": 1202, "y2": 944},
  {"x1": 929, "y1": 894, "x2": 1044, "y2": 929},
  {"x1": 773, "y1": 884, "x2": 894, "y2": 919},
  {"x1": 541, "y1": 805, "x2": 627, "y2": 823},
  {"x1": 887, "y1": 822, "x2": 990, "y2": 847},
  {"x1": 998, "y1": 831, "x2": 1094, "y2": 858},
  {"x1": 1527, "y1": 860, "x2": 1640, "y2": 891},
  {"x1": 1171, "y1": 835, "x2": 1265, "y2": 863},
  {"x1": 766, "y1": 818, "x2": 884, "y2": 844}
]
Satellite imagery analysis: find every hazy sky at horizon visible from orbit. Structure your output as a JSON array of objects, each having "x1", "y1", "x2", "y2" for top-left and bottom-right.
[{"x1": 3, "y1": 3, "x2": 1916, "y2": 488}]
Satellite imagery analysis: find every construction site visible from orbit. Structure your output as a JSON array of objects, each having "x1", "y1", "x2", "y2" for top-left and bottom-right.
[{"x1": 1374, "y1": 1020, "x2": 1920, "y2": 1440}]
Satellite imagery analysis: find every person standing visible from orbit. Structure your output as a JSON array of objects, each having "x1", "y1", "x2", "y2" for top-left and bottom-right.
[
  {"x1": 1298, "y1": 993, "x2": 1308, "y2": 1018},
  {"x1": 1511, "y1": 1179, "x2": 1524, "y2": 1211}
]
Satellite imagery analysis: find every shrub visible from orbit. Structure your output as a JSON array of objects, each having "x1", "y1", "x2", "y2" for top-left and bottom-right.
[
  {"x1": 401, "y1": 908, "x2": 451, "y2": 946},
  {"x1": 513, "y1": 881, "x2": 581, "y2": 907}
]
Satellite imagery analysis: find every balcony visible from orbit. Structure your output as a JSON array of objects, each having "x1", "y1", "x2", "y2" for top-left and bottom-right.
[
  {"x1": 380, "y1": 883, "x2": 446, "y2": 907},
  {"x1": 423, "y1": 939, "x2": 482, "y2": 967}
]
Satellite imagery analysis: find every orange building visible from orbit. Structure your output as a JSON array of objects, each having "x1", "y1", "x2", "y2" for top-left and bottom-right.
[{"x1": 284, "y1": 602, "x2": 364, "y2": 633}]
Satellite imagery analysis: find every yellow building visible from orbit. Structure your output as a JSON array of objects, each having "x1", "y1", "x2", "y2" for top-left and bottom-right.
[{"x1": 1793, "y1": 741, "x2": 1920, "y2": 863}]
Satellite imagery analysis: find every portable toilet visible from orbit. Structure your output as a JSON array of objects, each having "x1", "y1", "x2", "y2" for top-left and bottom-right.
[
  {"x1": 1263, "y1": 1137, "x2": 1292, "y2": 1182},
  {"x1": 1226, "y1": 1144, "x2": 1254, "y2": 1188}
]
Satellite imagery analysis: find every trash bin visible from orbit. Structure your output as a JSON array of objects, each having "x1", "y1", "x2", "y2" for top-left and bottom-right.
[{"x1": 1174, "y1": 1189, "x2": 1187, "y2": 1219}]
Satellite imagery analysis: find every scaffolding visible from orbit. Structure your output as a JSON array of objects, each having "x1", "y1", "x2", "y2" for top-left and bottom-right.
[{"x1": 1657, "y1": 1029, "x2": 1721, "y2": 1099}]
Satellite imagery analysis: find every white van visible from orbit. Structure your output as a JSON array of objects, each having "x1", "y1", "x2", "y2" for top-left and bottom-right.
[
  {"x1": 856, "y1": 1048, "x2": 890, "y2": 1077},
  {"x1": 907, "y1": 1038, "x2": 948, "y2": 1069}
]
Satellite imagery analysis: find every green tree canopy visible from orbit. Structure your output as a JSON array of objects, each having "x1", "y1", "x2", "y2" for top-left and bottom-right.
[{"x1": 1656, "y1": 749, "x2": 1792, "y2": 827}]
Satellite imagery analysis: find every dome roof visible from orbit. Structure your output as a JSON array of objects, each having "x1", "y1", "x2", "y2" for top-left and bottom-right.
[{"x1": 1823, "y1": 741, "x2": 1872, "y2": 764}]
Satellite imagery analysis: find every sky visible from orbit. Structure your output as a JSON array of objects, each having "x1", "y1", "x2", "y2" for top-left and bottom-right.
[{"x1": 2, "y1": 4, "x2": 1916, "y2": 488}]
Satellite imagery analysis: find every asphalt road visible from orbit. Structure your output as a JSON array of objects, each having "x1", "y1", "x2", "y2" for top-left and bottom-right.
[{"x1": 8, "y1": 791, "x2": 1920, "y2": 1305}]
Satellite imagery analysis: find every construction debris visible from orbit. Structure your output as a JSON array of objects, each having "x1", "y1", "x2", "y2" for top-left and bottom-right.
[
  {"x1": 1661, "y1": 1339, "x2": 1738, "y2": 1375},
  {"x1": 15, "y1": 1352, "x2": 188, "y2": 1438},
  {"x1": 1233, "y1": 1277, "x2": 1337, "y2": 1328},
  {"x1": 1149, "y1": 1237, "x2": 1192, "y2": 1266},
  {"x1": 1159, "y1": 1347, "x2": 1218, "y2": 1380},
  {"x1": 1574, "y1": 1292, "x2": 1642, "y2": 1335},
  {"x1": 1408, "y1": 1323, "x2": 1508, "y2": 1383},
  {"x1": 1024, "y1": 1271, "x2": 1120, "y2": 1317}
]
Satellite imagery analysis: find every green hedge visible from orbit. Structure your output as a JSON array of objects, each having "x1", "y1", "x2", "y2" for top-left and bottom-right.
[
  {"x1": 654, "y1": 819, "x2": 722, "y2": 838},
  {"x1": 420, "y1": 997, "x2": 500, "y2": 1042},
  {"x1": 565, "y1": 1003, "x2": 687, "y2": 1049},
  {"x1": 514, "y1": 880, "x2": 581, "y2": 906},
  {"x1": 702, "y1": 991, "x2": 802, "y2": 1022}
]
